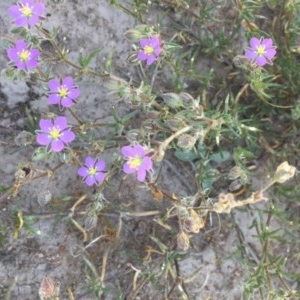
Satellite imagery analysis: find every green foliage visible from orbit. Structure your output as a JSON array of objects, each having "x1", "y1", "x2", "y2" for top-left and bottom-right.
[{"x1": 1, "y1": 0, "x2": 300, "y2": 298}]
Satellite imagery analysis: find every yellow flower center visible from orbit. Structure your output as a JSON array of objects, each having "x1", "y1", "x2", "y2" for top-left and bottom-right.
[
  {"x1": 144, "y1": 45, "x2": 154, "y2": 55},
  {"x1": 49, "y1": 128, "x2": 60, "y2": 140},
  {"x1": 88, "y1": 167, "x2": 97, "y2": 176},
  {"x1": 256, "y1": 45, "x2": 266, "y2": 56},
  {"x1": 21, "y1": 5, "x2": 32, "y2": 17},
  {"x1": 128, "y1": 156, "x2": 142, "y2": 170},
  {"x1": 19, "y1": 49, "x2": 30, "y2": 62},
  {"x1": 58, "y1": 86, "x2": 69, "y2": 98}
]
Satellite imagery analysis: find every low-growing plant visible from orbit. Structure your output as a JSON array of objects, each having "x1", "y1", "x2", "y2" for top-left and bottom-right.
[{"x1": 1, "y1": 0, "x2": 300, "y2": 299}]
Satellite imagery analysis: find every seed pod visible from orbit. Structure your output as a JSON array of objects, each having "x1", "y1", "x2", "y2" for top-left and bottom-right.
[
  {"x1": 160, "y1": 92, "x2": 184, "y2": 109},
  {"x1": 183, "y1": 209, "x2": 205, "y2": 233},
  {"x1": 165, "y1": 118, "x2": 184, "y2": 131},
  {"x1": 272, "y1": 161, "x2": 296, "y2": 184},
  {"x1": 126, "y1": 129, "x2": 140, "y2": 143},
  {"x1": 14, "y1": 168, "x2": 28, "y2": 181},
  {"x1": 177, "y1": 134, "x2": 197, "y2": 151},
  {"x1": 14, "y1": 131, "x2": 34, "y2": 146},
  {"x1": 232, "y1": 55, "x2": 250, "y2": 70},
  {"x1": 39, "y1": 276, "x2": 60, "y2": 300},
  {"x1": 37, "y1": 189, "x2": 52, "y2": 207},
  {"x1": 179, "y1": 92, "x2": 194, "y2": 105},
  {"x1": 213, "y1": 193, "x2": 236, "y2": 214},
  {"x1": 85, "y1": 212, "x2": 98, "y2": 231},
  {"x1": 228, "y1": 179, "x2": 244, "y2": 193},
  {"x1": 227, "y1": 166, "x2": 243, "y2": 181},
  {"x1": 177, "y1": 231, "x2": 190, "y2": 251}
]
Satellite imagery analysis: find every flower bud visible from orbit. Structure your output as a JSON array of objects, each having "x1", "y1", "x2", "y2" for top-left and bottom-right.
[{"x1": 165, "y1": 118, "x2": 185, "y2": 131}]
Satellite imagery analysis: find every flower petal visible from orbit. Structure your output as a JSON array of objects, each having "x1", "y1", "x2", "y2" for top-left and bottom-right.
[
  {"x1": 138, "y1": 50, "x2": 148, "y2": 61},
  {"x1": 262, "y1": 38, "x2": 273, "y2": 48},
  {"x1": 141, "y1": 156, "x2": 153, "y2": 171},
  {"x1": 39, "y1": 119, "x2": 53, "y2": 131},
  {"x1": 85, "y1": 175, "x2": 96, "y2": 186},
  {"x1": 51, "y1": 140, "x2": 64, "y2": 152},
  {"x1": 140, "y1": 38, "x2": 150, "y2": 48},
  {"x1": 133, "y1": 144, "x2": 146, "y2": 157},
  {"x1": 28, "y1": 15, "x2": 39, "y2": 27},
  {"x1": 48, "y1": 94, "x2": 61, "y2": 105},
  {"x1": 14, "y1": 17, "x2": 28, "y2": 27},
  {"x1": 8, "y1": 5, "x2": 21, "y2": 18},
  {"x1": 25, "y1": 0, "x2": 35, "y2": 6},
  {"x1": 85, "y1": 157, "x2": 95, "y2": 168},
  {"x1": 15, "y1": 40, "x2": 26, "y2": 52},
  {"x1": 249, "y1": 37, "x2": 260, "y2": 48},
  {"x1": 30, "y1": 49, "x2": 40, "y2": 59},
  {"x1": 121, "y1": 146, "x2": 135, "y2": 157},
  {"x1": 123, "y1": 162, "x2": 136, "y2": 174},
  {"x1": 78, "y1": 166, "x2": 88, "y2": 177},
  {"x1": 48, "y1": 79, "x2": 60, "y2": 91},
  {"x1": 26, "y1": 58, "x2": 39, "y2": 69},
  {"x1": 32, "y1": 2, "x2": 45, "y2": 15},
  {"x1": 68, "y1": 87, "x2": 80, "y2": 99},
  {"x1": 95, "y1": 172, "x2": 105, "y2": 184},
  {"x1": 137, "y1": 168, "x2": 146, "y2": 182},
  {"x1": 265, "y1": 48, "x2": 276, "y2": 59},
  {"x1": 245, "y1": 50, "x2": 256, "y2": 60},
  {"x1": 62, "y1": 77, "x2": 74, "y2": 88},
  {"x1": 60, "y1": 130, "x2": 75, "y2": 143},
  {"x1": 95, "y1": 160, "x2": 106, "y2": 171},
  {"x1": 256, "y1": 56, "x2": 267, "y2": 66},
  {"x1": 15, "y1": 61, "x2": 26, "y2": 70},
  {"x1": 7, "y1": 48, "x2": 18, "y2": 61},
  {"x1": 154, "y1": 47, "x2": 162, "y2": 56},
  {"x1": 54, "y1": 116, "x2": 67, "y2": 129},
  {"x1": 146, "y1": 55, "x2": 156, "y2": 65},
  {"x1": 61, "y1": 97, "x2": 75, "y2": 108},
  {"x1": 36, "y1": 133, "x2": 51, "y2": 146},
  {"x1": 151, "y1": 35, "x2": 160, "y2": 47}
]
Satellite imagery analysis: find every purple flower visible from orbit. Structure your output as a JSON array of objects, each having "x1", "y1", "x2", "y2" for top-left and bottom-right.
[
  {"x1": 36, "y1": 116, "x2": 75, "y2": 152},
  {"x1": 137, "y1": 35, "x2": 162, "y2": 66},
  {"x1": 48, "y1": 77, "x2": 80, "y2": 108},
  {"x1": 8, "y1": 0, "x2": 45, "y2": 28},
  {"x1": 245, "y1": 37, "x2": 276, "y2": 67},
  {"x1": 7, "y1": 39, "x2": 40, "y2": 70},
  {"x1": 77, "y1": 157, "x2": 106, "y2": 186},
  {"x1": 121, "y1": 144, "x2": 153, "y2": 182}
]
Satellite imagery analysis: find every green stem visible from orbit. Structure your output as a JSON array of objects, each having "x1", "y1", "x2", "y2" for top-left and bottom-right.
[{"x1": 68, "y1": 107, "x2": 83, "y2": 125}]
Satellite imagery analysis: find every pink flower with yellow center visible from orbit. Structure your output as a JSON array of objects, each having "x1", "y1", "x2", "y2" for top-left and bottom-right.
[
  {"x1": 138, "y1": 35, "x2": 162, "y2": 66},
  {"x1": 121, "y1": 144, "x2": 153, "y2": 182},
  {"x1": 7, "y1": 39, "x2": 40, "y2": 70},
  {"x1": 36, "y1": 116, "x2": 75, "y2": 152},
  {"x1": 78, "y1": 157, "x2": 106, "y2": 186},
  {"x1": 8, "y1": 0, "x2": 45, "y2": 28},
  {"x1": 245, "y1": 37, "x2": 276, "y2": 67},
  {"x1": 48, "y1": 77, "x2": 80, "y2": 108}
]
